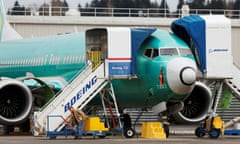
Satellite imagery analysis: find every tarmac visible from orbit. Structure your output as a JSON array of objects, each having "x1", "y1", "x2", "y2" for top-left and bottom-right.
[
  {"x1": 1, "y1": 125, "x2": 240, "y2": 144},
  {"x1": 1, "y1": 133, "x2": 240, "y2": 144}
]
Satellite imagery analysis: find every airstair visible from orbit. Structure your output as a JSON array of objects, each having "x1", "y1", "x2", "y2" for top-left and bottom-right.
[
  {"x1": 214, "y1": 64, "x2": 240, "y2": 122},
  {"x1": 32, "y1": 62, "x2": 115, "y2": 136},
  {"x1": 204, "y1": 63, "x2": 240, "y2": 121},
  {"x1": 224, "y1": 64, "x2": 240, "y2": 100}
]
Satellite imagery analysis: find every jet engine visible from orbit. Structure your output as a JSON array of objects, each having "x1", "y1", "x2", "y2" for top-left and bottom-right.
[
  {"x1": 0, "y1": 78, "x2": 32, "y2": 125},
  {"x1": 171, "y1": 81, "x2": 212, "y2": 123}
]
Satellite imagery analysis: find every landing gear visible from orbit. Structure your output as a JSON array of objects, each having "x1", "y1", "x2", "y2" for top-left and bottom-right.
[
  {"x1": 159, "y1": 111, "x2": 170, "y2": 138},
  {"x1": 2, "y1": 125, "x2": 14, "y2": 135},
  {"x1": 19, "y1": 120, "x2": 30, "y2": 132},
  {"x1": 163, "y1": 123, "x2": 170, "y2": 138},
  {"x1": 152, "y1": 102, "x2": 171, "y2": 138},
  {"x1": 1, "y1": 119, "x2": 30, "y2": 136}
]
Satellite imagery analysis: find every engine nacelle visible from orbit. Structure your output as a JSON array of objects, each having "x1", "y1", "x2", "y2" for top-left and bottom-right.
[
  {"x1": 171, "y1": 81, "x2": 212, "y2": 123},
  {"x1": 0, "y1": 78, "x2": 32, "y2": 125}
]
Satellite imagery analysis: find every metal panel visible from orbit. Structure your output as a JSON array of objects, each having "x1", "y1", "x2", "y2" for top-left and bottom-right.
[
  {"x1": 203, "y1": 15, "x2": 233, "y2": 78},
  {"x1": 107, "y1": 27, "x2": 131, "y2": 77}
]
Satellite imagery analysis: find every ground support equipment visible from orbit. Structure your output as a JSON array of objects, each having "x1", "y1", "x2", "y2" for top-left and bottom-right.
[
  {"x1": 224, "y1": 129, "x2": 240, "y2": 136},
  {"x1": 46, "y1": 115, "x2": 108, "y2": 139},
  {"x1": 195, "y1": 116, "x2": 224, "y2": 139}
]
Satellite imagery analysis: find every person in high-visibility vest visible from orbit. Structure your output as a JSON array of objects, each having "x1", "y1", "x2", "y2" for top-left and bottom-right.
[{"x1": 67, "y1": 106, "x2": 88, "y2": 139}]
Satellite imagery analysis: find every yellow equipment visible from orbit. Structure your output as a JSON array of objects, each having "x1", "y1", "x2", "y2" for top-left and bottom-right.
[
  {"x1": 141, "y1": 122, "x2": 166, "y2": 139},
  {"x1": 84, "y1": 117, "x2": 109, "y2": 132},
  {"x1": 195, "y1": 116, "x2": 224, "y2": 138}
]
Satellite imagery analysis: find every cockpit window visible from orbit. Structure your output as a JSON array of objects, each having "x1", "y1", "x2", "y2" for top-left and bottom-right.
[
  {"x1": 152, "y1": 49, "x2": 159, "y2": 58},
  {"x1": 179, "y1": 48, "x2": 193, "y2": 56},
  {"x1": 144, "y1": 49, "x2": 152, "y2": 58},
  {"x1": 160, "y1": 48, "x2": 178, "y2": 56},
  {"x1": 144, "y1": 47, "x2": 192, "y2": 59},
  {"x1": 144, "y1": 48, "x2": 159, "y2": 58}
]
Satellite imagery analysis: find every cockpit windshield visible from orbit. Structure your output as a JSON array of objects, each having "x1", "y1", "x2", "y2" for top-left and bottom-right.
[
  {"x1": 144, "y1": 47, "x2": 192, "y2": 58},
  {"x1": 179, "y1": 48, "x2": 192, "y2": 56},
  {"x1": 160, "y1": 48, "x2": 178, "y2": 56}
]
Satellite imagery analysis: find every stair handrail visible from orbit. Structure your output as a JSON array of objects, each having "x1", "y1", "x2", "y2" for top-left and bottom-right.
[{"x1": 39, "y1": 62, "x2": 93, "y2": 111}]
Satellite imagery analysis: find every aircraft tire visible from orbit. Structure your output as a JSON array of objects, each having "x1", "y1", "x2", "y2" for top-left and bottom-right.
[
  {"x1": 3, "y1": 125, "x2": 14, "y2": 135},
  {"x1": 163, "y1": 124, "x2": 169, "y2": 138},
  {"x1": 19, "y1": 120, "x2": 30, "y2": 132}
]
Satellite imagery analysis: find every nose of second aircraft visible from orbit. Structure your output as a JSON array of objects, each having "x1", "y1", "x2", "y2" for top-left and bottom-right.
[
  {"x1": 166, "y1": 57, "x2": 197, "y2": 95},
  {"x1": 180, "y1": 66, "x2": 196, "y2": 86}
]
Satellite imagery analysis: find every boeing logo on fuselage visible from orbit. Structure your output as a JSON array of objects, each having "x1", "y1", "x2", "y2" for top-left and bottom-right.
[
  {"x1": 208, "y1": 48, "x2": 228, "y2": 54},
  {"x1": 64, "y1": 75, "x2": 97, "y2": 112}
]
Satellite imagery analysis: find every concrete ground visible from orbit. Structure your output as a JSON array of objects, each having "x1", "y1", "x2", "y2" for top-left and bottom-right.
[
  {"x1": 1, "y1": 134, "x2": 240, "y2": 144},
  {"x1": 1, "y1": 124, "x2": 240, "y2": 144}
]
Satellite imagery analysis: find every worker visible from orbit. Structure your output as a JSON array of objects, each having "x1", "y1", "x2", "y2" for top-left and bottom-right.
[{"x1": 67, "y1": 106, "x2": 88, "y2": 139}]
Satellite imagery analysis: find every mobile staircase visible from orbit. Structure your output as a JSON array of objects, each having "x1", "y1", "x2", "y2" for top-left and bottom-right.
[
  {"x1": 32, "y1": 27, "x2": 147, "y2": 138},
  {"x1": 32, "y1": 62, "x2": 121, "y2": 138},
  {"x1": 221, "y1": 64, "x2": 240, "y2": 136},
  {"x1": 195, "y1": 63, "x2": 240, "y2": 138},
  {"x1": 224, "y1": 64, "x2": 240, "y2": 101}
]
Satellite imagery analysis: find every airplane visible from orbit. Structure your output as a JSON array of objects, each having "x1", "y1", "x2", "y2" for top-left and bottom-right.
[{"x1": 0, "y1": 0, "x2": 212, "y2": 134}]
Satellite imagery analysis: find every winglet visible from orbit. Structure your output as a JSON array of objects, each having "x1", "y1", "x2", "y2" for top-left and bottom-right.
[{"x1": 0, "y1": 0, "x2": 22, "y2": 42}]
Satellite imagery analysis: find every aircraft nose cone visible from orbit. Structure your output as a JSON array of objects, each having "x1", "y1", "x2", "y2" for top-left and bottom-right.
[
  {"x1": 180, "y1": 67, "x2": 196, "y2": 86},
  {"x1": 167, "y1": 57, "x2": 197, "y2": 95}
]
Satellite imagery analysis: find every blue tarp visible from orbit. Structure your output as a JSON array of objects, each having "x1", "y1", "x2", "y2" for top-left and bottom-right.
[
  {"x1": 171, "y1": 15, "x2": 206, "y2": 73},
  {"x1": 131, "y1": 28, "x2": 156, "y2": 74}
]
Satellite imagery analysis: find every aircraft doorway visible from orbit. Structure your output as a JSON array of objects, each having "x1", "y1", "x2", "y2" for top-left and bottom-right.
[{"x1": 86, "y1": 29, "x2": 107, "y2": 69}]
